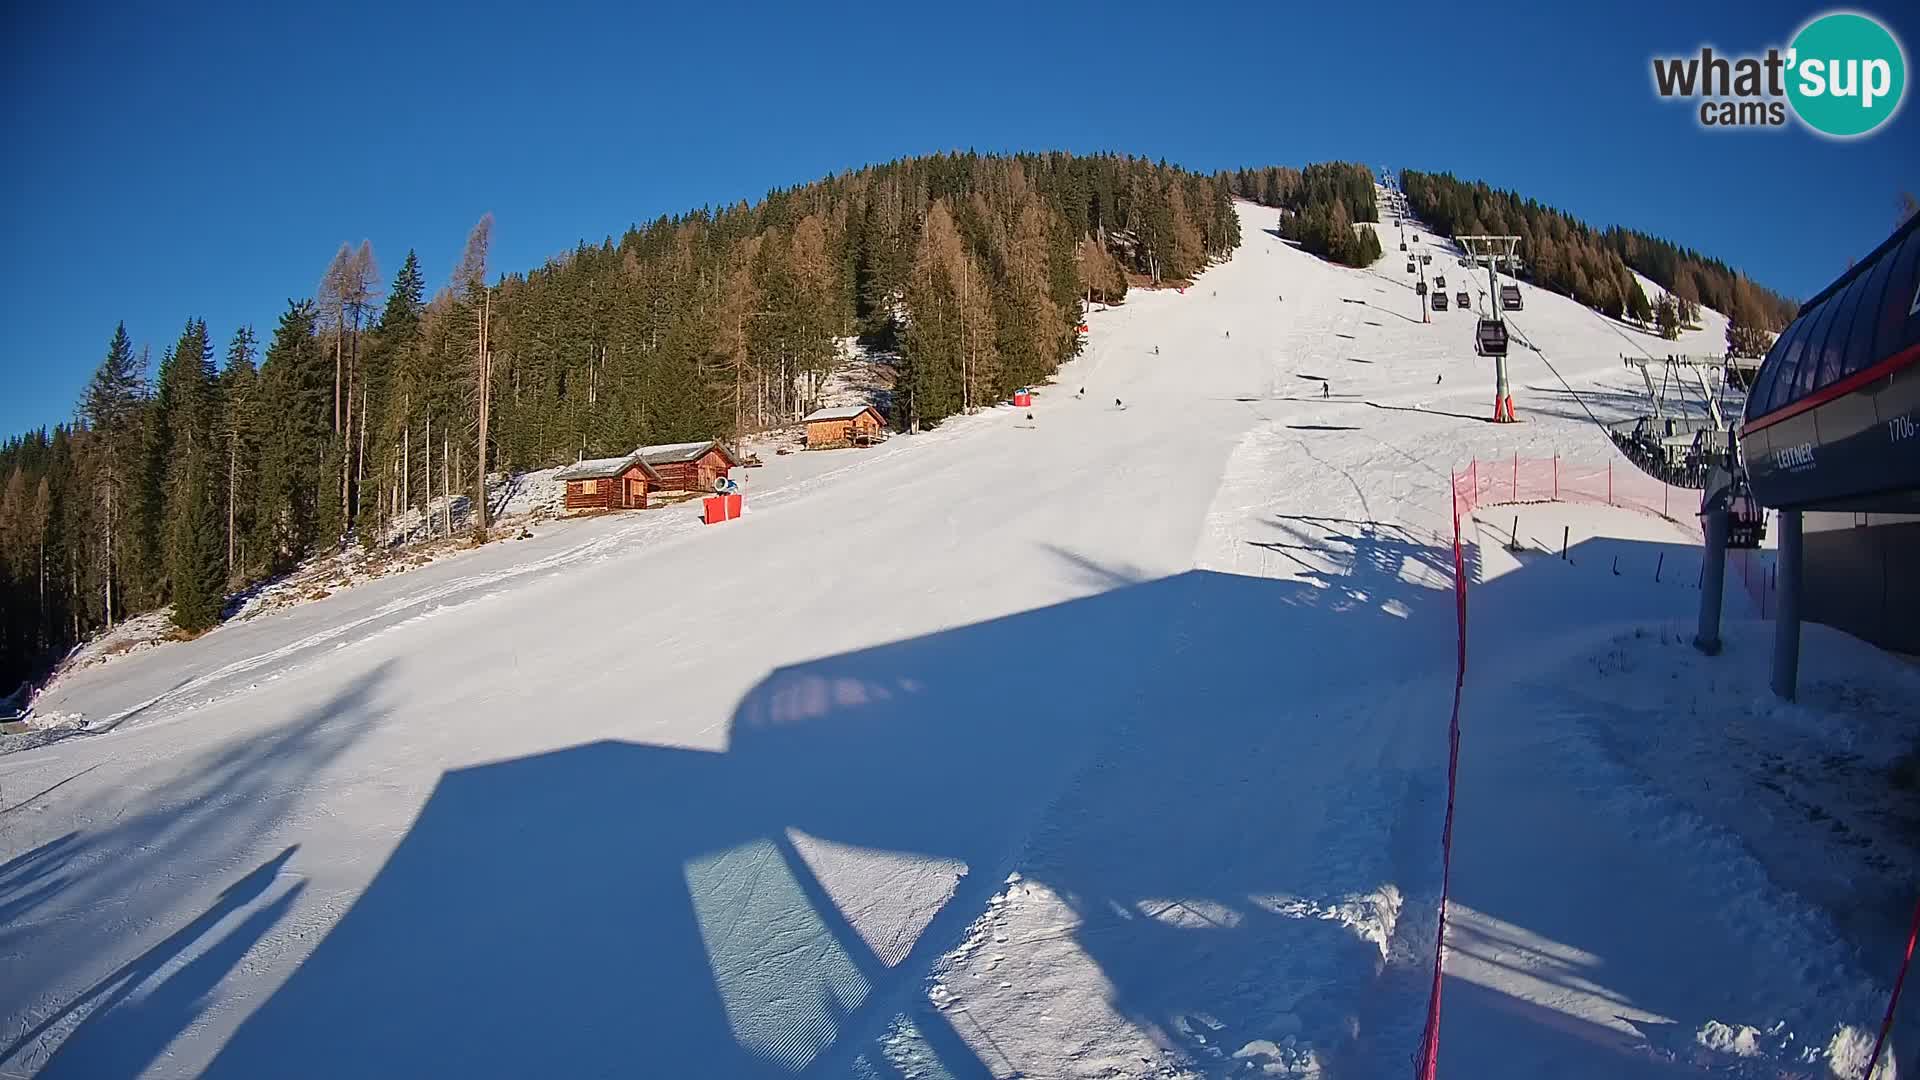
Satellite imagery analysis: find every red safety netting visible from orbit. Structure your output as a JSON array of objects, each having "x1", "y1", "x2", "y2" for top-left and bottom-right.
[
  {"x1": 1455, "y1": 454, "x2": 1779, "y2": 617},
  {"x1": 1454, "y1": 452, "x2": 1697, "y2": 523}
]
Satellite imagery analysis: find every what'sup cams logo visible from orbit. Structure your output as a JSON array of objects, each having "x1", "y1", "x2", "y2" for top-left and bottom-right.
[{"x1": 1652, "y1": 11, "x2": 1907, "y2": 137}]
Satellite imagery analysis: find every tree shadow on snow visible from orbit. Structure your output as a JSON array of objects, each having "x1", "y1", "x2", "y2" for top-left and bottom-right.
[
  {"x1": 201, "y1": 533, "x2": 1474, "y2": 1079},
  {"x1": 0, "y1": 664, "x2": 390, "y2": 1079}
]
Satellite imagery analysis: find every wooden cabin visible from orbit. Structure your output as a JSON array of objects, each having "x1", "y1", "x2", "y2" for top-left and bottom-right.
[
  {"x1": 638, "y1": 440, "x2": 739, "y2": 493},
  {"x1": 802, "y1": 405, "x2": 887, "y2": 450},
  {"x1": 554, "y1": 452, "x2": 660, "y2": 513}
]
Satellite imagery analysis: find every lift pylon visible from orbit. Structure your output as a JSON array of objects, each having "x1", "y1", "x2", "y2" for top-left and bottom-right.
[
  {"x1": 1621, "y1": 353, "x2": 1736, "y2": 429},
  {"x1": 1456, "y1": 234, "x2": 1522, "y2": 423}
]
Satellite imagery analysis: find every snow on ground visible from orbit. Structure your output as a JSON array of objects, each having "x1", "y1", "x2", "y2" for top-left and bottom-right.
[
  {"x1": 1441, "y1": 500, "x2": 1914, "y2": 1079},
  {"x1": 0, "y1": 198, "x2": 1910, "y2": 1080},
  {"x1": 35, "y1": 610, "x2": 180, "y2": 682}
]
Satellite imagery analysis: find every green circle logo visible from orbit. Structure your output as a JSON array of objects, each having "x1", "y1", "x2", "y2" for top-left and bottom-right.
[{"x1": 1787, "y1": 12, "x2": 1906, "y2": 137}]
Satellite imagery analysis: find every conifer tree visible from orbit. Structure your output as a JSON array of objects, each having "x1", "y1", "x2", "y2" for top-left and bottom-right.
[
  {"x1": 221, "y1": 326, "x2": 259, "y2": 575},
  {"x1": 168, "y1": 447, "x2": 225, "y2": 632},
  {"x1": 255, "y1": 301, "x2": 328, "y2": 569},
  {"x1": 1654, "y1": 294, "x2": 1680, "y2": 339},
  {"x1": 900, "y1": 200, "x2": 972, "y2": 427},
  {"x1": 1626, "y1": 280, "x2": 1654, "y2": 325},
  {"x1": 78, "y1": 323, "x2": 145, "y2": 625},
  {"x1": 360, "y1": 251, "x2": 425, "y2": 542},
  {"x1": 152, "y1": 319, "x2": 221, "y2": 619}
]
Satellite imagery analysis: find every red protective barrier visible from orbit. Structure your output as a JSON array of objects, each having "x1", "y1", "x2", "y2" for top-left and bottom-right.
[
  {"x1": 1456, "y1": 452, "x2": 1698, "y2": 523},
  {"x1": 702, "y1": 496, "x2": 728, "y2": 524},
  {"x1": 1457, "y1": 453, "x2": 1780, "y2": 617},
  {"x1": 726, "y1": 493, "x2": 743, "y2": 518}
]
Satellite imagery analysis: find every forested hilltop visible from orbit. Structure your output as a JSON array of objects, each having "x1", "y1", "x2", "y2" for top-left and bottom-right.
[
  {"x1": 0, "y1": 151, "x2": 1241, "y2": 687},
  {"x1": 1224, "y1": 163, "x2": 1384, "y2": 268},
  {"x1": 1399, "y1": 170, "x2": 1796, "y2": 352}
]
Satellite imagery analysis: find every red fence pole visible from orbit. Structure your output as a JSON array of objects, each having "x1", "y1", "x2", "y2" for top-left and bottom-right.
[
  {"x1": 1863, "y1": 893, "x2": 1920, "y2": 1080},
  {"x1": 1419, "y1": 470, "x2": 1473, "y2": 1080}
]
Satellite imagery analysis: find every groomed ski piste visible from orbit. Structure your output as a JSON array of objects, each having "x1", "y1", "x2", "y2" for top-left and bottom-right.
[{"x1": 4, "y1": 197, "x2": 1917, "y2": 1079}]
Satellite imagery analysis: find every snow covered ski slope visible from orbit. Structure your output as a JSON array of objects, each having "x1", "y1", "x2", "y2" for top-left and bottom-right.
[{"x1": 1, "y1": 199, "x2": 1909, "y2": 1079}]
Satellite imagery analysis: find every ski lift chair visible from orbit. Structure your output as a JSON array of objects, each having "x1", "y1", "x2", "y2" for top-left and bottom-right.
[
  {"x1": 1474, "y1": 318, "x2": 1508, "y2": 356},
  {"x1": 1726, "y1": 487, "x2": 1766, "y2": 548}
]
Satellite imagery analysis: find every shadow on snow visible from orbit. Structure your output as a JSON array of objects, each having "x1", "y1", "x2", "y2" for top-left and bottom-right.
[
  {"x1": 199, "y1": 533, "x2": 1467, "y2": 1079},
  {"x1": 9, "y1": 523, "x2": 1806, "y2": 1079}
]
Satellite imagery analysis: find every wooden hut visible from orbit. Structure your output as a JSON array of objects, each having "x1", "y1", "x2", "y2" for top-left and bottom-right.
[
  {"x1": 554, "y1": 451, "x2": 660, "y2": 513},
  {"x1": 802, "y1": 405, "x2": 887, "y2": 450},
  {"x1": 638, "y1": 441, "x2": 739, "y2": 493}
]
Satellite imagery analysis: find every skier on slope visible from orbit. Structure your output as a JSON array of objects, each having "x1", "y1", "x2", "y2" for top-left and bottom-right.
[{"x1": 1322, "y1": 383, "x2": 1330, "y2": 399}]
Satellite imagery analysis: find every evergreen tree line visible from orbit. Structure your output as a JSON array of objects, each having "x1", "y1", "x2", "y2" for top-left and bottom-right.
[
  {"x1": 1398, "y1": 170, "x2": 1794, "y2": 354},
  {"x1": 0, "y1": 151, "x2": 1240, "y2": 688},
  {"x1": 1224, "y1": 163, "x2": 1383, "y2": 267}
]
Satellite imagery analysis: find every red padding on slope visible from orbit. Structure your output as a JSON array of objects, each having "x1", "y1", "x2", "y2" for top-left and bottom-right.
[
  {"x1": 1416, "y1": 476, "x2": 1471, "y2": 1079},
  {"x1": 1863, "y1": 893, "x2": 1920, "y2": 1079}
]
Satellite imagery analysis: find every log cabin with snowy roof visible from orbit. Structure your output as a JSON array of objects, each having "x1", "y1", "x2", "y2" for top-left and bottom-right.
[
  {"x1": 555, "y1": 451, "x2": 661, "y2": 513},
  {"x1": 802, "y1": 405, "x2": 887, "y2": 450},
  {"x1": 637, "y1": 440, "x2": 739, "y2": 493}
]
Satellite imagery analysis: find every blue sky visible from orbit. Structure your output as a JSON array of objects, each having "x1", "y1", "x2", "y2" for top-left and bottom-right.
[{"x1": 3, "y1": 0, "x2": 1915, "y2": 439}]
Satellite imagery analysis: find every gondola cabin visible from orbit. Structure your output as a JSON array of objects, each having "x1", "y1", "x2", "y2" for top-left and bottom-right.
[
  {"x1": 1475, "y1": 319, "x2": 1509, "y2": 357},
  {"x1": 802, "y1": 404, "x2": 887, "y2": 450},
  {"x1": 1500, "y1": 284, "x2": 1523, "y2": 311},
  {"x1": 555, "y1": 452, "x2": 660, "y2": 513},
  {"x1": 1431, "y1": 290, "x2": 1449, "y2": 311},
  {"x1": 638, "y1": 441, "x2": 739, "y2": 493}
]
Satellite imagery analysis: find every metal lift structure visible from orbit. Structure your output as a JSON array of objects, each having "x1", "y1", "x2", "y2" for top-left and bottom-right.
[{"x1": 1456, "y1": 234, "x2": 1521, "y2": 422}]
